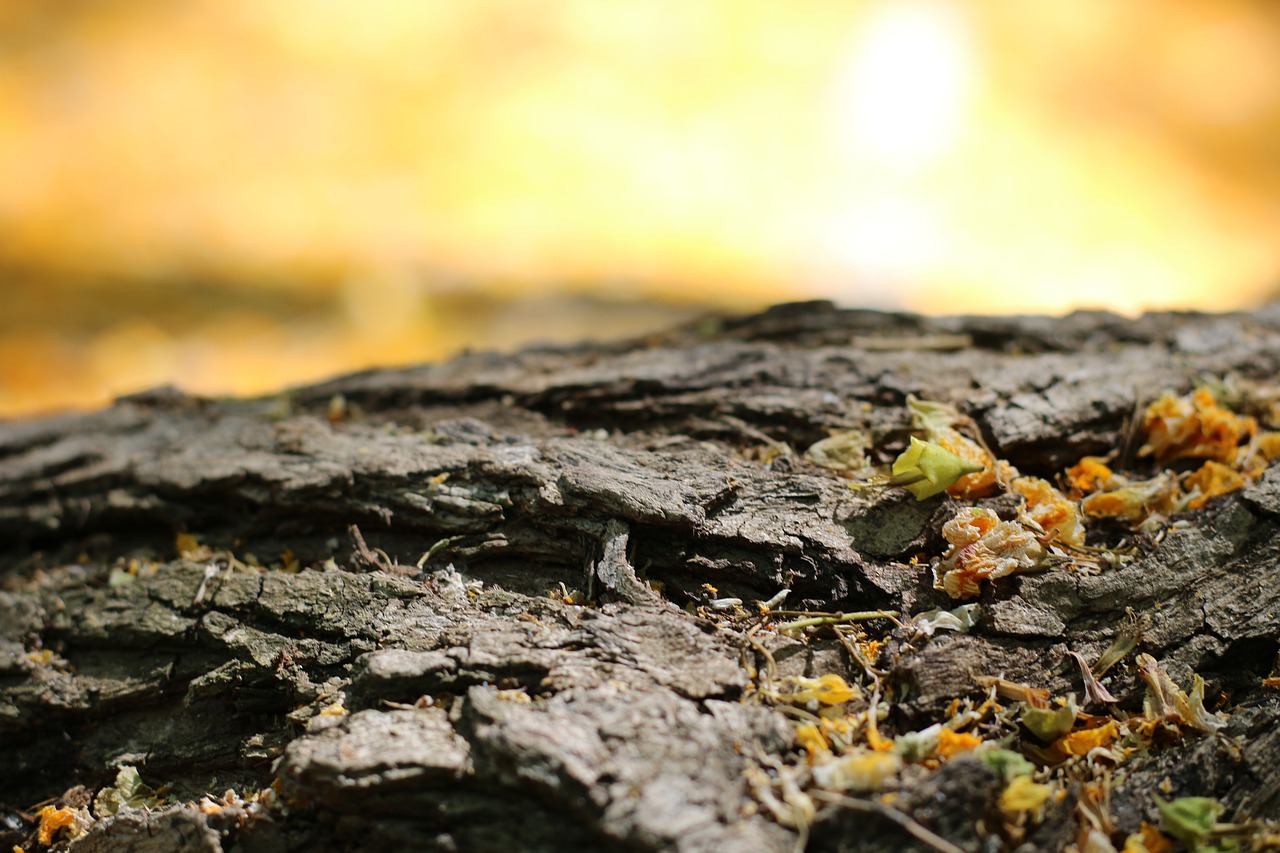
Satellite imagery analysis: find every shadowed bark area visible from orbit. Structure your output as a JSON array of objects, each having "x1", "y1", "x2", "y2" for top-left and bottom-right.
[{"x1": 3, "y1": 301, "x2": 1280, "y2": 851}]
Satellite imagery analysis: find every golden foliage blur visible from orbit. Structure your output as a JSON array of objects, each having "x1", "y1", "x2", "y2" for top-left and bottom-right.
[{"x1": 3, "y1": 1, "x2": 1280, "y2": 416}]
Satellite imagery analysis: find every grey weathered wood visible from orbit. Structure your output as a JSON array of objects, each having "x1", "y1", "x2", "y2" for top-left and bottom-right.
[{"x1": 3, "y1": 301, "x2": 1280, "y2": 851}]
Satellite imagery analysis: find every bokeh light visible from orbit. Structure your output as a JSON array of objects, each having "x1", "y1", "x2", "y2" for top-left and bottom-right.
[{"x1": 3, "y1": 1, "x2": 1280, "y2": 416}]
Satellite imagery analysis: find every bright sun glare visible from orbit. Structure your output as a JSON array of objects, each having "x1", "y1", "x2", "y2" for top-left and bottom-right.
[{"x1": 816, "y1": 0, "x2": 974, "y2": 293}]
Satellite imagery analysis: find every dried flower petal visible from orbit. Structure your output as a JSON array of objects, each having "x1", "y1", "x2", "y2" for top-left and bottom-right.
[
  {"x1": 1245, "y1": 431, "x2": 1280, "y2": 475},
  {"x1": 36, "y1": 806, "x2": 81, "y2": 846},
  {"x1": 811, "y1": 747, "x2": 902, "y2": 792},
  {"x1": 769, "y1": 674, "x2": 862, "y2": 708},
  {"x1": 974, "y1": 675, "x2": 1051, "y2": 708},
  {"x1": 1066, "y1": 650, "x2": 1119, "y2": 706},
  {"x1": 805, "y1": 430, "x2": 870, "y2": 471},
  {"x1": 935, "y1": 728, "x2": 982, "y2": 758},
  {"x1": 1053, "y1": 720, "x2": 1120, "y2": 756},
  {"x1": 795, "y1": 722, "x2": 830, "y2": 759},
  {"x1": 795, "y1": 674, "x2": 861, "y2": 706},
  {"x1": 1122, "y1": 823, "x2": 1175, "y2": 853},
  {"x1": 911, "y1": 603, "x2": 981, "y2": 636},
  {"x1": 1067, "y1": 457, "x2": 1120, "y2": 496},
  {"x1": 1182, "y1": 461, "x2": 1246, "y2": 510},
  {"x1": 1137, "y1": 654, "x2": 1225, "y2": 733},
  {"x1": 1082, "y1": 474, "x2": 1177, "y2": 522},
  {"x1": 1140, "y1": 388, "x2": 1255, "y2": 465},
  {"x1": 1094, "y1": 612, "x2": 1145, "y2": 676},
  {"x1": 1011, "y1": 476, "x2": 1085, "y2": 546},
  {"x1": 934, "y1": 507, "x2": 1045, "y2": 599},
  {"x1": 175, "y1": 531, "x2": 202, "y2": 557},
  {"x1": 1000, "y1": 775, "x2": 1051, "y2": 815}
]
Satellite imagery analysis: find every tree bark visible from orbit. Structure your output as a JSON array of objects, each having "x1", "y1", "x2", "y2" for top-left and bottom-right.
[{"x1": 3, "y1": 301, "x2": 1280, "y2": 851}]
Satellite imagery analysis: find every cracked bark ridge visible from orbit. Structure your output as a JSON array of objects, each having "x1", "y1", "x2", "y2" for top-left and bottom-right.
[{"x1": 2, "y1": 300, "x2": 1280, "y2": 851}]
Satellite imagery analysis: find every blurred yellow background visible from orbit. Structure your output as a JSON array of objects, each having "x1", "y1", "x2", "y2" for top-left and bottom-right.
[{"x1": 4, "y1": 1, "x2": 1280, "y2": 417}]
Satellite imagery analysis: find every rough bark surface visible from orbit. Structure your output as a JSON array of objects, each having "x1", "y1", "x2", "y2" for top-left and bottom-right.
[{"x1": 3, "y1": 301, "x2": 1280, "y2": 851}]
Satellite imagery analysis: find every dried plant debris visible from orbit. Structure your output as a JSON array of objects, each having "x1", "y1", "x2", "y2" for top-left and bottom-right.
[
  {"x1": 805, "y1": 429, "x2": 872, "y2": 472},
  {"x1": 92, "y1": 766, "x2": 166, "y2": 817},
  {"x1": 840, "y1": 388, "x2": 1280, "y2": 598},
  {"x1": 9, "y1": 768, "x2": 284, "y2": 851},
  {"x1": 742, "y1": 605, "x2": 1275, "y2": 852},
  {"x1": 731, "y1": 385, "x2": 1280, "y2": 850},
  {"x1": 933, "y1": 507, "x2": 1045, "y2": 599}
]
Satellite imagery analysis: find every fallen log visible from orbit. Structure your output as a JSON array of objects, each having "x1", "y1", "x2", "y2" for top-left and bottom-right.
[{"x1": 3, "y1": 301, "x2": 1279, "y2": 851}]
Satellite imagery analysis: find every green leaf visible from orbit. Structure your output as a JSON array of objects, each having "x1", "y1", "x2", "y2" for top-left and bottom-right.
[
  {"x1": 94, "y1": 766, "x2": 163, "y2": 817},
  {"x1": 1020, "y1": 695, "x2": 1078, "y2": 743},
  {"x1": 978, "y1": 748, "x2": 1035, "y2": 782},
  {"x1": 1157, "y1": 797, "x2": 1238, "y2": 853}
]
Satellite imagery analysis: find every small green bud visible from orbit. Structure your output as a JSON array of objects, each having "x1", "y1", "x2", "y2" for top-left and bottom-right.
[{"x1": 889, "y1": 436, "x2": 985, "y2": 500}]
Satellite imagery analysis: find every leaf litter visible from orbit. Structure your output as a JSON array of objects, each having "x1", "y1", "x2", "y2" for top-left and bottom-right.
[{"x1": 742, "y1": 386, "x2": 1280, "y2": 851}]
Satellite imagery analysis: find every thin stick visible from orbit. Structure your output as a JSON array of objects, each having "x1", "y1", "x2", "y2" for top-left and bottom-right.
[
  {"x1": 746, "y1": 624, "x2": 780, "y2": 683},
  {"x1": 774, "y1": 610, "x2": 898, "y2": 633},
  {"x1": 809, "y1": 790, "x2": 970, "y2": 853},
  {"x1": 349, "y1": 524, "x2": 391, "y2": 571}
]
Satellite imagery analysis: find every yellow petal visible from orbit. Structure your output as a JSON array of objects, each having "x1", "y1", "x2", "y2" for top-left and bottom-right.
[
  {"x1": 1053, "y1": 720, "x2": 1120, "y2": 756},
  {"x1": 935, "y1": 728, "x2": 982, "y2": 758},
  {"x1": 999, "y1": 775, "x2": 1051, "y2": 814},
  {"x1": 795, "y1": 673, "x2": 860, "y2": 705}
]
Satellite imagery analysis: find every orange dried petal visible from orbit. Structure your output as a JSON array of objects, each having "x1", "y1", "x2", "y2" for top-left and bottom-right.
[
  {"x1": 1053, "y1": 720, "x2": 1120, "y2": 756},
  {"x1": 175, "y1": 532, "x2": 200, "y2": 557},
  {"x1": 1140, "y1": 388, "x2": 1255, "y2": 464},
  {"x1": 791, "y1": 674, "x2": 860, "y2": 706},
  {"x1": 1123, "y1": 822, "x2": 1175, "y2": 853},
  {"x1": 936, "y1": 508, "x2": 1044, "y2": 599},
  {"x1": 935, "y1": 728, "x2": 982, "y2": 758},
  {"x1": 1182, "y1": 460, "x2": 1246, "y2": 510},
  {"x1": 1011, "y1": 476, "x2": 1085, "y2": 546},
  {"x1": 1000, "y1": 775, "x2": 1051, "y2": 814},
  {"x1": 36, "y1": 806, "x2": 78, "y2": 846},
  {"x1": 1255, "y1": 432, "x2": 1280, "y2": 462},
  {"x1": 812, "y1": 748, "x2": 902, "y2": 791},
  {"x1": 795, "y1": 722, "x2": 830, "y2": 759},
  {"x1": 1066, "y1": 457, "x2": 1116, "y2": 496},
  {"x1": 933, "y1": 427, "x2": 1001, "y2": 499},
  {"x1": 1081, "y1": 475, "x2": 1176, "y2": 522},
  {"x1": 1242, "y1": 431, "x2": 1280, "y2": 477}
]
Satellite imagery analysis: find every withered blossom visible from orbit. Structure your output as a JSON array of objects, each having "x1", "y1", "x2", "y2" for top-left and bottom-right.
[
  {"x1": 1010, "y1": 475, "x2": 1085, "y2": 546},
  {"x1": 933, "y1": 507, "x2": 1045, "y2": 599},
  {"x1": 906, "y1": 396, "x2": 1005, "y2": 499},
  {"x1": 1140, "y1": 388, "x2": 1255, "y2": 465},
  {"x1": 1065, "y1": 650, "x2": 1119, "y2": 706}
]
